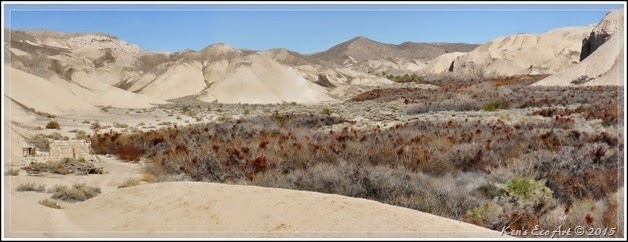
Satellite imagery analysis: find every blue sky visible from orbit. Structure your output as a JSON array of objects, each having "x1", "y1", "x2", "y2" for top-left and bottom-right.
[{"x1": 4, "y1": 3, "x2": 624, "y2": 54}]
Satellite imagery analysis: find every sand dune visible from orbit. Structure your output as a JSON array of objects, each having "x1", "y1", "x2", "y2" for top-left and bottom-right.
[
  {"x1": 7, "y1": 181, "x2": 506, "y2": 238},
  {"x1": 533, "y1": 8, "x2": 624, "y2": 86}
]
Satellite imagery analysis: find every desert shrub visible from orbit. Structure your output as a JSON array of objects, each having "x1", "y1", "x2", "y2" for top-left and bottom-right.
[
  {"x1": 46, "y1": 132, "x2": 68, "y2": 141},
  {"x1": 7, "y1": 168, "x2": 19, "y2": 176},
  {"x1": 113, "y1": 122, "x2": 129, "y2": 128},
  {"x1": 407, "y1": 100, "x2": 483, "y2": 114},
  {"x1": 467, "y1": 177, "x2": 557, "y2": 231},
  {"x1": 571, "y1": 75, "x2": 592, "y2": 85},
  {"x1": 90, "y1": 99, "x2": 621, "y2": 237},
  {"x1": 75, "y1": 130, "x2": 88, "y2": 140},
  {"x1": 48, "y1": 161, "x2": 72, "y2": 175},
  {"x1": 465, "y1": 201, "x2": 503, "y2": 226},
  {"x1": 39, "y1": 199, "x2": 62, "y2": 209},
  {"x1": 90, "y1": 122, "x2": 101, "y2": 131},
  {"x1": 49, "y1": 183, "x2": 101, "y2": 202},
  {"x1": 28, "y1": 134, "x2": 51, "y2": 151},
  {"x1": 321, "y1": 107, "x2": 332, "y2": 116},
  {"x1": 483, "y1": 100, "x2": 509, "y2": 112},
  {"x1": 16, "y1": 183, "x2": 46, "y2": 192},
  {"x1": 141, "y1": 173, "x2": 156, "y2": 183},
  {"x1": 115, "y1": 145, "x2": 145, "y2": 162},
  {"x1": 37, "y1": 111, "x2": 56, "y2": 118},
  {"x1": 217, "y1": 114, "x2": 232, "y2": 122},
  {"x1": 45, "y1": 121, "x2": 60, "y2": 129},
  {"x1": 502, "y1": 177, "x2": 555, "y2": 208},
  {"x1": 118, "y1": 178, "x2": 140, "y2": 189}
]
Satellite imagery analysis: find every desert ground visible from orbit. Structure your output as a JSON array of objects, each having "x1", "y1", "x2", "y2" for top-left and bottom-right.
[{"x1": 3, "y1": 6, "x2": 626, "y2": 239}]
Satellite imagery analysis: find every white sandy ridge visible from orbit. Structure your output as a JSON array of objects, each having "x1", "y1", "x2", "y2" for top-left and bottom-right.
[{"x1": 6, "y1": 181, "x2": 507, "y2": 238}]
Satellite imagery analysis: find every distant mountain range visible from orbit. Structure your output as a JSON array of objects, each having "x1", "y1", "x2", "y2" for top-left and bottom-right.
[{"x1": 311, "y1": 36, "x2": 477, "y2": 64}]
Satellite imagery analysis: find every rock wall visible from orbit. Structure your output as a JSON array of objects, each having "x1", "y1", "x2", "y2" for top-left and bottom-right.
[
  {"x1": 49, "y1": 140, "x2": 92, "y2": 161},
  {"x1": 580, "y1": 9, "x2": 623, "y2": 61}
]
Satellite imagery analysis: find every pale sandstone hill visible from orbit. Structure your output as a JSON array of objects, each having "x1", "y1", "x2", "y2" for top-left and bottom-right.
[
  {"x1": 262, "y1": 48, "x2": 393, "y2": 87},
  {"x1": 534, "y1": 8, "x2": 624, "y2": 86},
  {"x1": 6, "y1": 30, "x2": 167, "y2": 112},
  {"x1": 196, "y1": 54, "x2": 333, "y2": 104},
  {"x1": 421, "y1": 52, "x2": 466, "y2": 74},
  {"x1": 5, "y1": 67, "x2": 98, "y2": 114},
  {"x1": 431, "y1": 25, "x2": 595, "y2": 78},
  {"x1": 126, "y1": 44, "x2": 334, "y2": 104}
]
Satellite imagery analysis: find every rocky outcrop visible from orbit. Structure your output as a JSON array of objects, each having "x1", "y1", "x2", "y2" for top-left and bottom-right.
[
  {"x1": 533, "y1": 8, "x2": 624, "y2": 87},
  {"x1": 580, "y1": 9, "x2": 623, "y2": 61}
]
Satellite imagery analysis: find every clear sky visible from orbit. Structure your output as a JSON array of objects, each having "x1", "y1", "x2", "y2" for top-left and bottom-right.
[{"x1": 4, "y1": 3, "x2": 625, "y2": 54}]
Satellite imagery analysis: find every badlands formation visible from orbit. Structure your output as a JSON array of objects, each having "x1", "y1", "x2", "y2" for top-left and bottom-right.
[
  {"x1": 533, "y1": 8, "x2": 625, "y2": 86},
  {"x1": 3, "y1": 7, "x2": 625, "y2": 239}
]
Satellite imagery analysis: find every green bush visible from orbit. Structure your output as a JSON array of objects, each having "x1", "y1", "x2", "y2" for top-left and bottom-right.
[
  {"x1": 322, "y1": 107, "x2": 332, "y2": 116},
  {"x1": 483, "y1": 100, "x2": 509, "y2": 112},
  {"x1": 466, "y1": 201, "x2": 502, "y2": 224},
  {"x1": 502, "y1": 177, "x2": 556, "y2": 208}
]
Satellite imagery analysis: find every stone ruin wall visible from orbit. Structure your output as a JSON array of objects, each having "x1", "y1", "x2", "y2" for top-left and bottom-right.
[{"x1": 48, "y1": 140, "x2": 93, "y2": 161}]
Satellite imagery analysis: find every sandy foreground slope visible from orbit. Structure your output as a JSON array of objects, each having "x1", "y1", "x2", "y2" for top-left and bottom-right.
[{"x1": 6, "y1": 179, "x2": 506, "y2": 238}]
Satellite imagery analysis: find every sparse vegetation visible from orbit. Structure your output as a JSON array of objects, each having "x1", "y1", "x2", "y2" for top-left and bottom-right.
[
  {"x1": 16, "y1": 183, "x2": 46, "y2": 192},
  {"x1": 483, "y1": 99, "x2": 509, "y2": 112},
  {"x1": 49, "y1": 183, "x2": 101, "y2": 202},
  {"x1": 380, "y1": 72, "x2": 422, "y2": 83},
  {"x1": 27, "y1": 133, "x2": 69, "y2": 151},
  {"x1": 321, "y1": 107, "x2": 332, "y2": 116},
  {"x1": 141, "y1": 173, "x2": 156, "y2": 183},
  {"x1": 91, "y1": 122, "x2": 101, "y2": 131},
  {"x1": 39, "y1": 199, "x2": 62, "y2": 209},
  {"x1": 118, "y1": 178, "x2": 141, "y2": 189},
  {"x1": 75, "y1": 130, "x2": 88, "y2": 140},
  {"x1": 82, "y1": 77, "x2": 622, "y2": 237},
  {"x1": 45, "y1": 121, "x2": 61, "y2": 129},
  {"x1": 113, "y1": 122, "x2": 129, "y2": 128},
  {"x1": 7, "y1": 168, "x2": 19, "y2": 176},
  {"x1": 37, "y1": 111, "x2": 56, "y2": 118}
]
